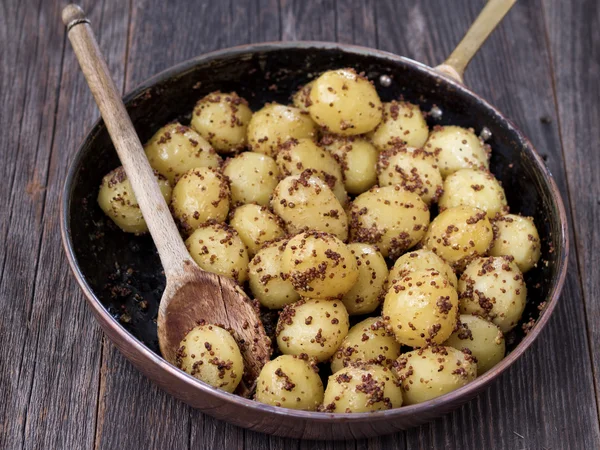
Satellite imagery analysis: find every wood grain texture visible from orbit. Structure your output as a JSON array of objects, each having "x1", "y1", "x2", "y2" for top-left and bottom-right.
[
  {"x1": 1, "y1": 0, "x2": 598, "y2": 448},
  {"x1": 542, "y1": 0, "x2": 600, "y2": 415}
]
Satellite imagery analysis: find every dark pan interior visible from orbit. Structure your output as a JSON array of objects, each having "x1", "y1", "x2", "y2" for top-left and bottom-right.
[{"x1": 66, "y1": 44, "x2": 562, "y2": 358}]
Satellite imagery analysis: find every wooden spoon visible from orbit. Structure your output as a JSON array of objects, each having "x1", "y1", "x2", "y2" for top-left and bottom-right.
[{"x1": 62, "y1": 4, "x2": 271, "y2": 395}]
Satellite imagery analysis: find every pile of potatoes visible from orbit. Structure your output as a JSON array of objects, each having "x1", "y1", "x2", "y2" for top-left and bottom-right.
[{"x1": 98, "y1": 69, "x2": 542, "y2": 412}]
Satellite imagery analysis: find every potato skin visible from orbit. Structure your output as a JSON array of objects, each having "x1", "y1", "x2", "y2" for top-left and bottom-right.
[
  {"x1": 423, "y1": 205, "x2": 493, "y2": 271},
  {"x1": 190, "y1": 91, "x2": 252, "y2": 153},
  {"x1": 383, "y1": 270, "x2": 459, "y2": 347},
  {"x1": 489, "y1": 214, "x2": 541, "y2": 273},
  {"x1": 308, "y1": 69, "x2": 382, "y2": 135},
  {"x1": 247, "y1": 103, "x2": 316, "y2": 157},
  {"x1": 388, "y1": 249, "x2": 457, "y2": 289},
  {"x1": 322, "y1": 364, "x2": 403, "y2": 413},
  {"x1": 144, "y1": 122, "x2": 221, "y2": 184},
  {"x1": 341, "y1": 243, "x2": 388, "y2": 315},
  {"x1": 276, "y1": 298, "x2": 350, "y2": 362},
  {"x1": 249, "y1": 240, "x2": 300, "y2": 310},
  {"x1": 444, "y1": 314, "x2": 505, "y2": 374},
  {"x1": 292, "y1": 81, "x2": 315, "y2": 113},
  {"x1": 185, "y1": 223, "x2": 249, "y2": 283},
  {"x1": 229, "y1": 204, "x2": 285, "y2": 256},
  {"x1": 393, "y1": 346, "x2": 477, "y2": 405},
  {"x1": 176, "y1": 324, "x2": 243, "y2": 393},
  {"x1": 281, "y1": 231, "x2": 359, "y2": 299},
  {"x1": 425, "y1": 126, "x2": 489, "y2": 178},
  {"x1": 330, "y1": 317, "x2": 401, "y2": 374},
  {"x1": 223, "y1": 152, "x2": 280, "y2": 206},
  {"x1": 439, "y1": 169, "x2": 508, "y2": 218},
  {"x1": 349, "y1": 185, "x2": 430, "y2": 258},
  {"x1": 170, "y1": 167, "x2": 230, "y2": 234},
  {"x1": 98, "y1": 166, "x2": 172, "y2": 234},
  {"x1": 276, "y1": 138, "x2": 347, "y2": 205},
  {"x1": 271, "y1": 171, "x2": 349, "y2": 241},
  {"x1": 255, "y1": 355, "x2": 323, "y2": 410},
  {"x1": 458, "y1": 256, "x2": 527, "y2": 333},
  {"x1": 369, "y1": 101, "x2": 429, "y2": 150},
  {"x1": 321, "y1": 135, "x2": 378, "y2": 195}
]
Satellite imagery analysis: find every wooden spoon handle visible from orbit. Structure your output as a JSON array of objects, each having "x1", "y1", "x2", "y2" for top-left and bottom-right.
[
  {"x1": 63, "y1": 5, "x2": 190, "y2": 277},
  {"x1": 435, "y1": 0, "x2": 517, "y2": 83}
]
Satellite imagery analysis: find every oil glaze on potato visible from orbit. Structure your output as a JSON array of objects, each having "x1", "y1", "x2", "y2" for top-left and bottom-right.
[
  {"x1": 191, "y1": 91, "x2": 252, "y2": 153},
  {"x1": 322, "y1": 364, "x2": 403, "y2": 413},
  {"x1": 444, "y1": 314, "x2": 505, "y2": 374},
  {"x1": 98, "y1": 166, "x2": 172, "y2": 234},
  {"x1": 308, "y1": 68, "x2": 382, "y2": 135},
  {"x1": 439, "y1": 169, "x2": 508, "y2": 218},
  {"x1": 425, "y1": 125, "x2": 489, "y2": 178},
  {"x1": 247, "y1": 103, "x2": 316, "y2": 157},
  {"x1": 276, "y1": 298, "x2": 349, "y2": 362},
  {"x1": 330, "y1": 317, "x2": 401, "y2": 374},
  {"x1": 388, "y1": 249, "x2": 457, "y2": 289},
  {"x1": 248, "y1": 240, "x2": 300, "y2": 310},
  {"x1": 349, "y1": 185, "x2": 430, "y2": 258},
  {"x1": 393, "y1": 346, "x2": 477, "y2": 405},
  {"x1": 176, "y1": 324, "x2": 243, "y2": 393},
  {"x1": 223, "y1": 152, "x2": 280, "y2": 206},
  {"x1": 281, "y1": 231, "x2": 358, "y2": 299},
  {"x1": 229, "y1": 204, "x2": 285, "y2": 256},
  {"x1": 458, "y1": 256, "x2": 527, "y2": 333},
  {"x1": 369, "y1": 101, "x2": 429, "y2": 150},
  {"x1": 185, "y1": 223, "x2": 249, "y2": 284},
  {"x1": 255, "y1": 355, "x2": 323, "y2": 410},
  {"x1": 341, "y1": 243, "x2": 388, "y2": 315},
  {"x1": 144, "y1": 122, "x2": 221, "y2": 184},
  {"x1": 383, "y1": 270, "x2": 458, "y2": 347},
  {"x1": 489, "y1": 214, "x2": 541, "y2": 273},
  {"x1": 271, "y1": 171, "x2": 349, "y2": 241},
  {"x1": 423, "y1": 205, "x2": 493, "y2": 271}
]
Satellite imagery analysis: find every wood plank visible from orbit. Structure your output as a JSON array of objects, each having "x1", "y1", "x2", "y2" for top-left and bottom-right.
[
  {"x1": 375, "y1": 0, "x2": 600, "y2": 448},
  {"x1": 542, "y1": 0, "x2": 600, "y2": 414}
]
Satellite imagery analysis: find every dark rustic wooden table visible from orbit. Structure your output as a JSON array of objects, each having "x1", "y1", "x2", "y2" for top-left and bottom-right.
[{"x1": 1, "y1": 0, "x2": 599, "y2": 448}]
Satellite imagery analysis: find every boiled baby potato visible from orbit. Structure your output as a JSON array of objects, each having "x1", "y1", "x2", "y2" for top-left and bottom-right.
[
  {"x1": 292, "y1": 81, "x2": 315, "y2": 112},
  {"x1": 425, "y1": 125, "x2": 489, "y2": 178},
  {"x1": 255, "y1": 354, "x2": 323, "y2": 410},
  {"x1": 281, "y1": 231, "x2": 358, "y2": 299},
  {"x1": 377, "y1": 146, "x2": 443, "y2": 204},
  {"x1": 393, "y1": 346, "x2": 477, "y2": 405},
  {"x1": 98, "y1": 166, "x2": 172, "y2": 234},
  {"x1": 489, "y1": 214, "x2": 541, "y2": 273},
  {"x1": 171, "y1": 167, "x2": 230, "y2": 234},
  {"x1": 271, "y1": 171, "x2": 348, "y2": 241},
  {"x1": 276, "y1": 138, "x2": 347, "y2": 205},
  {"x1": 190, "y1": 91, "x2": 252, "y2": 153},
  {"x1": 341, "y1": 243, "x2": 388, "y2": 315},
  {"x1": 458, "y1": 256, "x2": 527, "y2": 333},
  {"x1": 322, "y1": 364, "x2": 403, "y2": 413},
  {"x1": 330, "y1": 317, "x2": 401, "y2": 373},
  {"x1": 321, "y1": 135, "x2": 378, "y2": 195},
  {"x1": 248, "y1": 240, "x2": 300, "y2": 310},
  {"x1": 349, "y1": 185, "x2": 430, "y2": 258},
  {"x1": 383, "y1": 269, "x2": 458, "y2": 347},
  {"x1": 423, "y1": 205, "x2": 493, "y2": 271},
  {"x1": 369, "y1": 100, "x2": 429, "y2": 150},
  {"x1": 223, "y1": 152, "x2": 280, "y2": 206},
  {"x1": 229, "y1": 204, "x2": 285, "y2": 256},
  {"x1": 247, "y1": 103, "x2": 316, "y2": 157},
  {"x1": 439, "y1": 169, "x2": 508, "y2": 218},
  {"x1": 308, "y1": 68, "x2": 382, "y2": 135},
  {"x1": 144, "y1": 122, "x2": 221, "y2": 184},
  {"x1": 176, "y1": 324, "x2": 243, "y2": 393},
  {"x1": 388, "y1": 249, "x2": 457, "y2": 289},
  {"x1": 276, "y1": 298, "x2": 350, "y2": 362},
  {"x1": 185, "y1": 223, "x2": 249, "y2": 283},
  {"x1": 444, "y1": 314, "x2": 505, "y2": 374}
]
